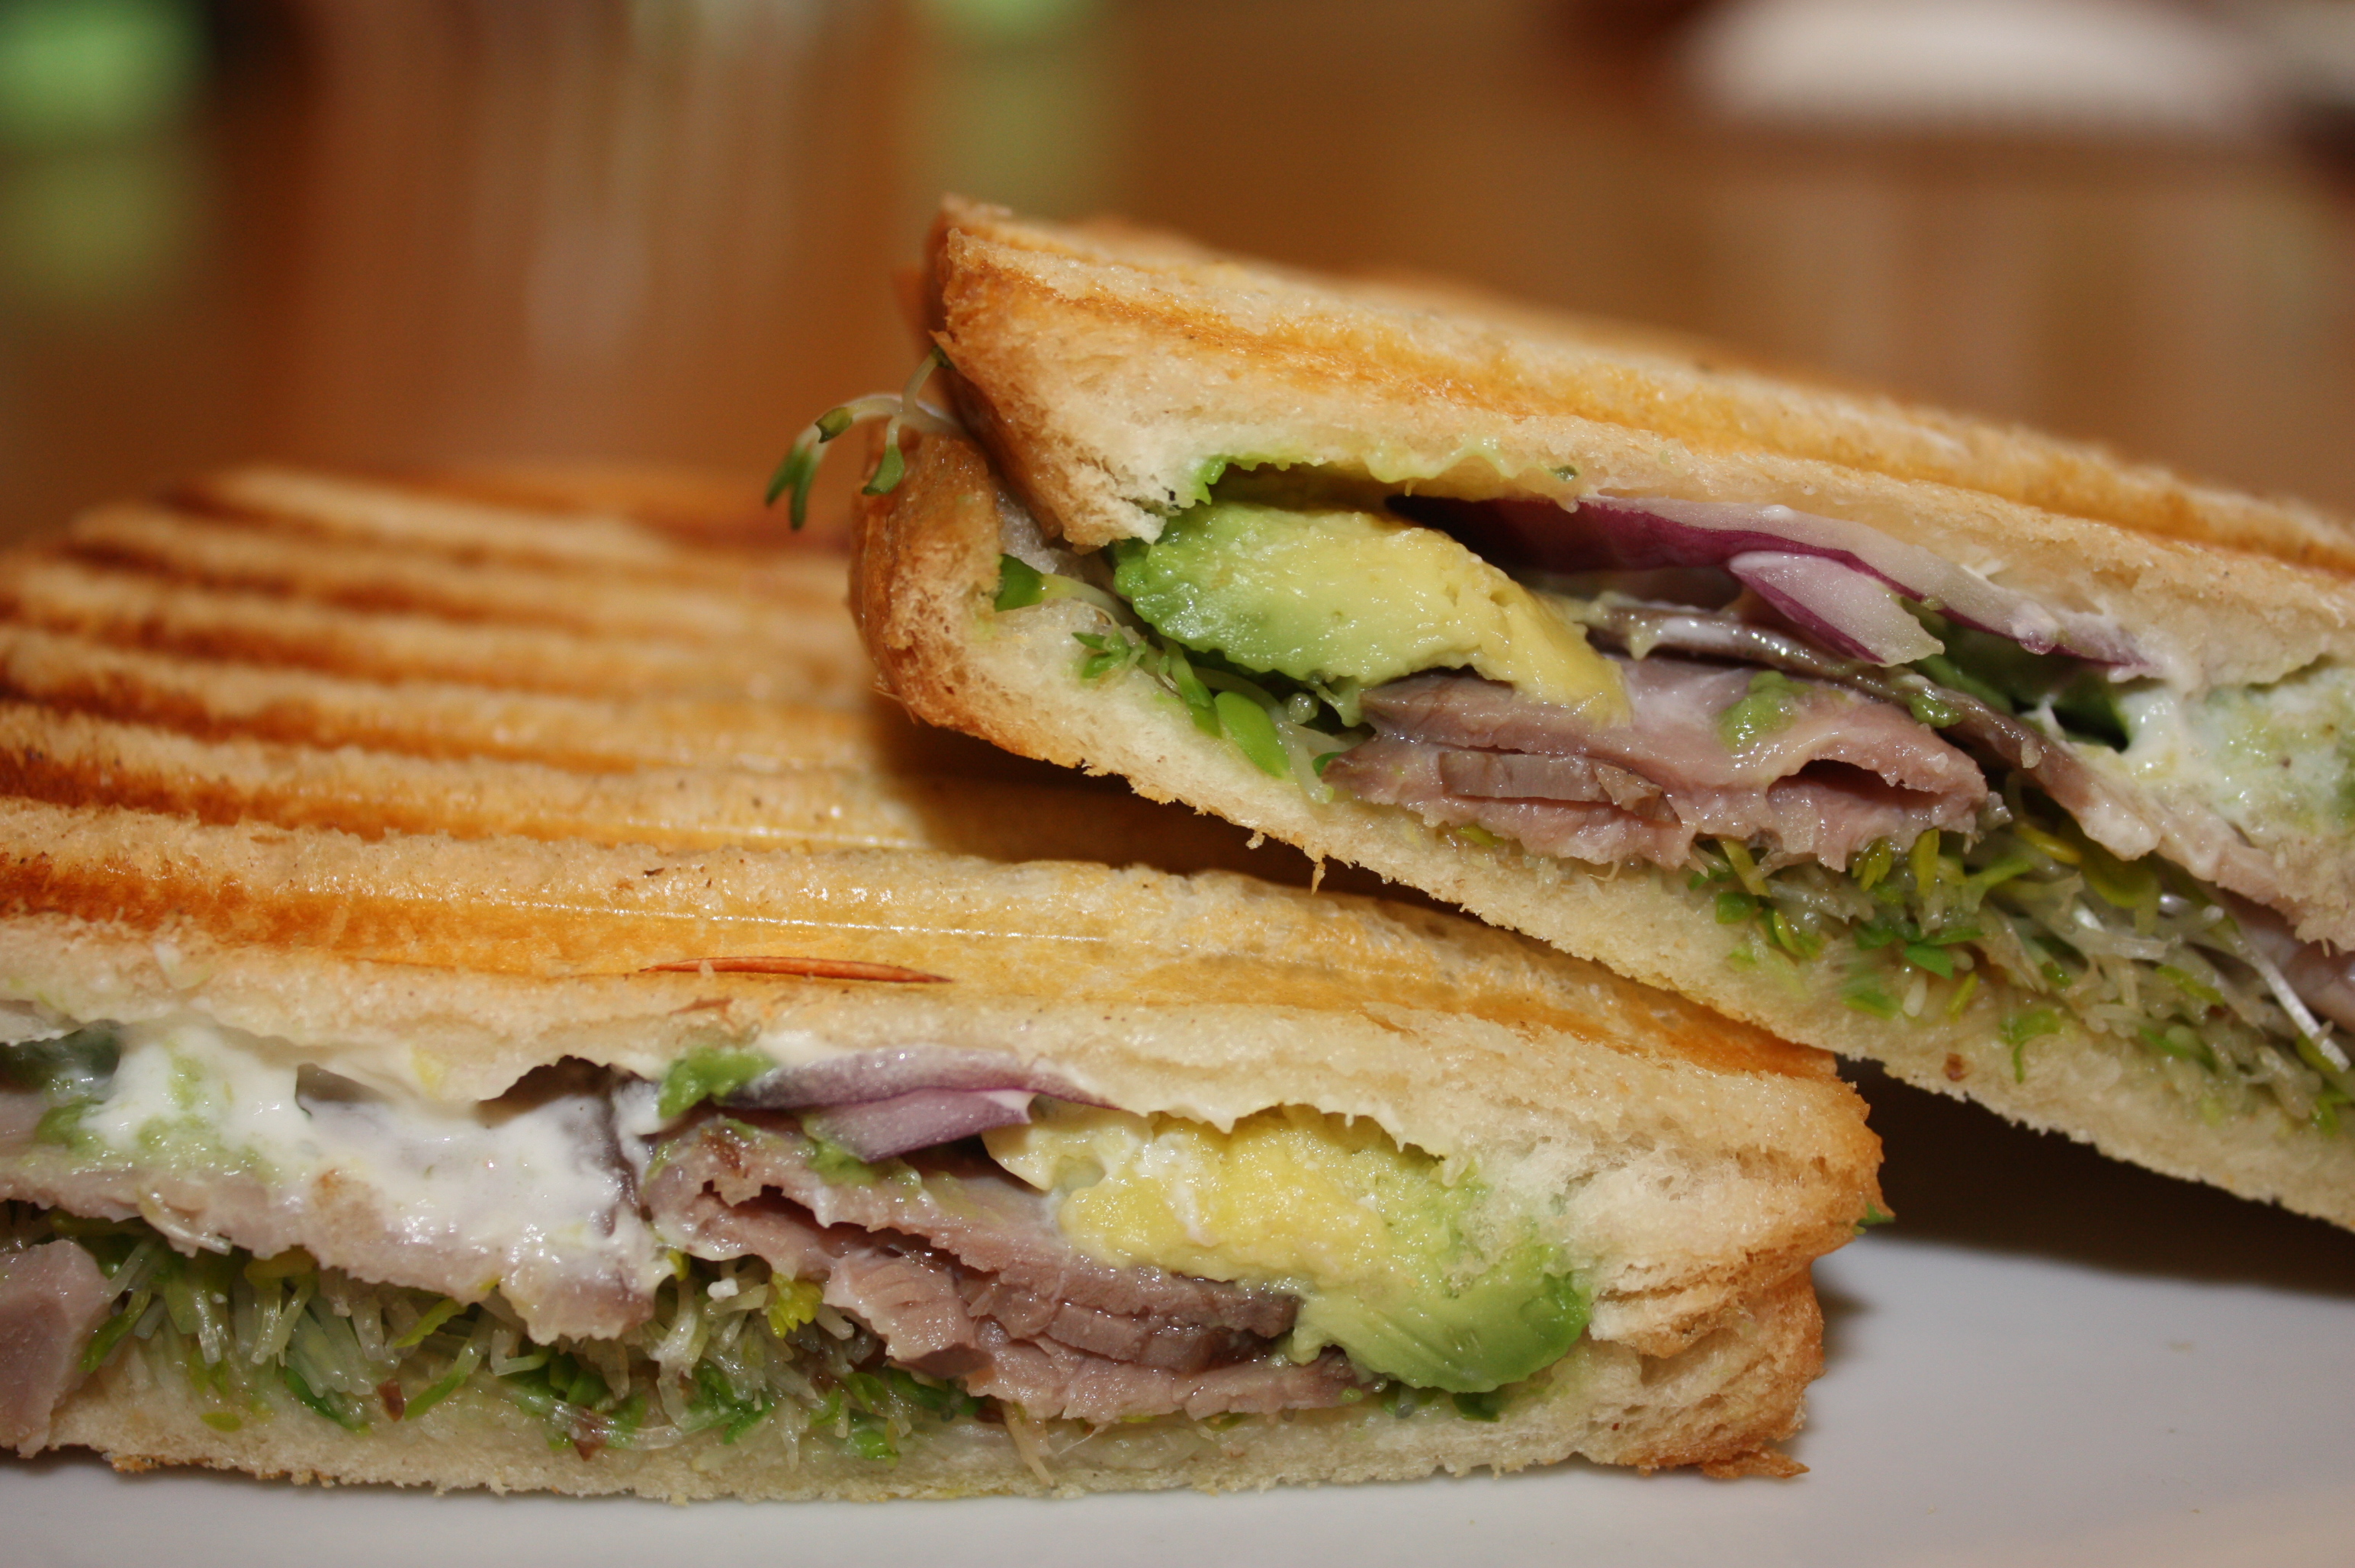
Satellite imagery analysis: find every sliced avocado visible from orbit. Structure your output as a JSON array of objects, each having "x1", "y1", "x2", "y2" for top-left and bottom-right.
[
  {"x1": 1295, "y1": 1241, "x2": 1589, "y2": 1393},
  {"x1": 1112, "y1": 501, "x2": 1624, "y2": 716},
  {"x1": 989, "y1": 1104, "x2": 1592, "y2": 1397}
]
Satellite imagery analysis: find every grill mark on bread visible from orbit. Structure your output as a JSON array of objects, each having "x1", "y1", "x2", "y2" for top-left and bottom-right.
[
  {"x1": 641, "y1": 956, "x2": 951, "y2": 982},
  {"x1": 940, "y1": 198, "x2": 2355, "y2": 570},
  {"x1": 172, "y1": 466, "x2": 782, "y2": 583},
  {"x1": 0, "y1": 702, "x2": 1283, "y2": 868},
  {"x1": 0, "y1": 792, "x2": 1822, "y2": 1055},
  {"x1": 0, "y1": 554, "x2": 859, "y2": 700},
  {"x1": 0, "y1": 625, "x2": 904, "y2": 771},
  {"x1": 66, "y1": 505, "x2": 847, "y2": 647}
]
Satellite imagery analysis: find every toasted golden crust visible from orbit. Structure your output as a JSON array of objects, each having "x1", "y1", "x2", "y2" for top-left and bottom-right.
[
  {"x1": 0, "y1": 702, "x2": 1293, "y2": 871},
  {"x1": 930, "y1": 197, "x2": 2355, "y2": 572},
  {"x1": 855, "y1": 431, "x2": 2355, "y2": 1229},
  {"x1": 927, "y1": 198, "x2": 2355, "y2": 700},
  {"x1": 0, "y1": 622, "x2": 965, "y2": 776},
  {"x1": 2, "y1": 462, "x2": 1875, "y2": 1492},
  {"x1": 69, "y1": 502, "x2": 844, "y2": 648}
]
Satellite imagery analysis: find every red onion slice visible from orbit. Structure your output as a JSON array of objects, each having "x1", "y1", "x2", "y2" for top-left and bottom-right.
[
  {"x1": 1727, "y1": 551, "x2": 1942, "y2": 666},
  {"x1": 1576, "y1": 497, "x2": 2147, "y2": 670},
  {"x1": 1419, "y1": 493, "x2": 2148, "y2": 671},
  {"x1": 803, "y1": 1088, "x2": 1041, "y2": 1163},
  {"x1": 716, "y1": 1046, "x2": 1107, "y2": 1161}
]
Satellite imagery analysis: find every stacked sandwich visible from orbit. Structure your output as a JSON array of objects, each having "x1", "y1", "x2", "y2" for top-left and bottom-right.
[
  {"x1": 850, "y1": 198, "x2": 2355, "y2": 1234},
  {"x1": 0, "y1": 464, "x2": 1880, "y2": 1496}
]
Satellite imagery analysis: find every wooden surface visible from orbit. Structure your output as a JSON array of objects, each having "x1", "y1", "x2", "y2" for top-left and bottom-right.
[{"x1": 4, "y1": 0, "x2": 2353, "y2": 545}]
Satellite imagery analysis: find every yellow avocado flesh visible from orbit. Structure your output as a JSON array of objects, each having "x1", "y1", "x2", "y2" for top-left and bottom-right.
[
  {"x1": 1111, "y1": 501, "x2": 1627, "y2": 720},
  {"x1": 983, "y1": 1104, "x2": 1589, "y2": 1393}
]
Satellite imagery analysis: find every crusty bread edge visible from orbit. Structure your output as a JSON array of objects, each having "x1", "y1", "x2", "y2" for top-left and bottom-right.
[
  {"x1": 929, "y1": 197, "x2": 2355, "y2": 583},
  {"x1": 927, "y1": 201, "x2": 2355, "y2": 712}
]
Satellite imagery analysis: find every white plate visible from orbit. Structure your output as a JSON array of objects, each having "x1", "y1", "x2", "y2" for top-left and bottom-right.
[{"x1": 11, "y1": 1069, "x2": 2354, "y2": 1568}]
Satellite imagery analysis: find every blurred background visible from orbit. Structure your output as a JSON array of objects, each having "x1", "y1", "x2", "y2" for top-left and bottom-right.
[{"x1": 5, "y1": 0, "x2": 2355, "y2": 545}]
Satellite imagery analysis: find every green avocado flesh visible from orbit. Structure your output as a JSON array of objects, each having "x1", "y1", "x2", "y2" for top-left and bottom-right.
[
  {"x1": 1111, "y1": 502, "x2": 1461, "y2": 685},
  {"x1": 1295, "y1": 1241, "x2": 1589, "y2": 1393},
  {"x1": 989, "y1": 1105, "x2": 1591, "y2": 1396},
  {"x1": 1109, "y1": 500, "x2": 1620, "y2": 712}
]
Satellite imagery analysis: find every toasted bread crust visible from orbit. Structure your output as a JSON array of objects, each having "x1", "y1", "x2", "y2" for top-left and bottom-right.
[
  {"x1": 930, "y1": 196, "x2": 2355, "y2": 574},
  {"x1": 927, "y1": 198, "x2": 2355, "y2": 704}
]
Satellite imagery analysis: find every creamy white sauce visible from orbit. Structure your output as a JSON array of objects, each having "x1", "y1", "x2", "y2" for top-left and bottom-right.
[
  {"x1": 88, "y1": 1018, "x2": 310, "y2": 1176},
  {"x1": 2103, "y1": 661, "x2": 2355, "y2": 849},
  {"x1": 75, "y1": 1016, "x2": 661, "y2": 1307},
  {"x1": 741, "y1": 1027, "x2": 836, "y2": 1069}
]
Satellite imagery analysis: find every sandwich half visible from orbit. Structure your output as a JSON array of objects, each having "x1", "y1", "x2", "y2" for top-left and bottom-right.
[
  {"x1": 0, "y1": 468, "x2": 1880, "y2": 1496},
  {"x1": 847, "y1": 197, "x2": 2355, "y2": 1229}
]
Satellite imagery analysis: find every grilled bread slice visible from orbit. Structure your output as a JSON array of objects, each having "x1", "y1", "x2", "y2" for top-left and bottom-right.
[
  {"x1": 0, "y1": 466, "x2": 1878, "y2": 1497},
  {"x1": 849, "y1": 198, "x2": 2355, "y2": 1229}
]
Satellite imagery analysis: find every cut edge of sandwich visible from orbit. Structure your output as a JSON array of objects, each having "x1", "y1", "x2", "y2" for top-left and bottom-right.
[
  {"x1": 851, "y1": 427, "x2": 2355, "y2": 1231},
  {"x1": 4, "y1": 876, "x2": 1877, "y2": 1491}
]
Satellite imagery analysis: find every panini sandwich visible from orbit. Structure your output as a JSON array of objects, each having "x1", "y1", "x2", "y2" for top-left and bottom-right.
[
  {"x1": 847, "y1": 198, "x2": 2355, "y2": 1228},
  {"x1": 0, "y1": 468, "x2": 1880, "y2": 1496}
]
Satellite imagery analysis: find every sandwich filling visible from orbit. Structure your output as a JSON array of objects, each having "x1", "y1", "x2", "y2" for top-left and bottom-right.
[
  {"x1": 0, "y1": 1023, "x2": 1586, "y2": 1460},
  {"x1": 990, "y1": 467, "x2": 2355, "y2": 1137}
]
